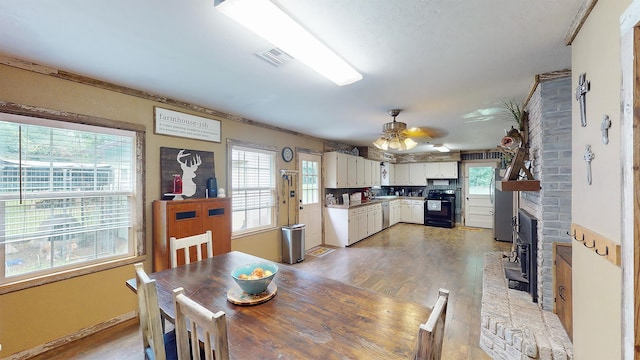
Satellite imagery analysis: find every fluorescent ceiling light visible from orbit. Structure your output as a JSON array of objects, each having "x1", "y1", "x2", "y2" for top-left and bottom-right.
[
  {"x1": 215, "y1": 0, "x2": 362, "y2": 86},
  {"x1": 433, "y1": 144, "x2": 450, "y2": 152}
]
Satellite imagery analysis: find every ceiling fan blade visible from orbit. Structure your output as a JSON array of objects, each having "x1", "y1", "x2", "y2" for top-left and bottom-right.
[{"x1": 402, "y1": 127, "x2": 446, "y2": 140}]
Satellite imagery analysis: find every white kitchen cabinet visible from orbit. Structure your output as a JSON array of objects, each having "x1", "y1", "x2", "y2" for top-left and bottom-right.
[
  {"x1": 363, "y1": 159, "x2": 372, "y2": 186},
  {"x1": 399, "y1": 199, "x2": 424, "y2": 224},
  {"x1": 410, "y1": 200, "x2": 424, "y2": 224},
  {"x1": 325, "y1": 204, "x2": 382, "y2": 247},
  {"x1": 389, "y1": 200, "x2": 401, "y2": 226},
  {"x1": 370, "y1": 160, "x2": 381, "y2": 186},
  {"x1": 367, "y1": 203, "x2": 382, "y2": 235},
  {"x1": 425, "y1": 161, "x2": 459, "y2": 179},
  {"x1": 348, "y1": 156, "x2": 358, "y2": 187},
  {"x1": 409, "y1": 163, "x2": 427, "y2": 185},
  {"x1": 324, "y1": 152, "x2": 351, "y2": 188},
  {"x1": 355, "y1": 157, "x2": 365, "y2": 187},
  {"x1": 395, "y1": 163, "x2": 410, "y2": 185}
]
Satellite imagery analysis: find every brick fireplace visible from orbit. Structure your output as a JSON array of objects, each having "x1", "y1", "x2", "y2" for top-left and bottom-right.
[{"x1": 520, "y1": 74, "x2": 573, "y2": 310}]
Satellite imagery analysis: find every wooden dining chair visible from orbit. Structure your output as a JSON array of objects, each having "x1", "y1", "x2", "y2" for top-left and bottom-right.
[
  {"x1": 172, "y1": 287, "x2": 230, "y2": 360},
  {"x1": 170, "y1": 231, "x2": 213, "y2": 268},
  {"x1": 412, "y1": 288, "x2": 450, "y2": 360},
  {"x1": 134, "y1": 263, "x2": 178, "y2": 360}
]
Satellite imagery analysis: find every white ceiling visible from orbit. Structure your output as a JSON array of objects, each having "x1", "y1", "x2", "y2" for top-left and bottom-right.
[{"x1": 0, "y1": 0, "x2": 581, "y2": 153}]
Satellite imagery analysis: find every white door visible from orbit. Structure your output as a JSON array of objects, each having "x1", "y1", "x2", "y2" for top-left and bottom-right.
[
  {"x1": 298, "y1": 153, "x2": 322, "y2": 250},
  {"x1": 464, "y1": 162, "x2": 496, "y2": 228}
]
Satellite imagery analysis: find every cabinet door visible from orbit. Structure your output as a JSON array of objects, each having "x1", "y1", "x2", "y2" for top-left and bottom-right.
[
  {"x1": 425, "y1": 162, "x2": 439, "y2": 179},
  {"x1": 347, "y1": 155, "x2": 357, "y2": 187},
  {"x1": 411, "y1": 201, "x2": 425, "y2": 224},
  {"x1": 363, "y1": 159, "x2": 372, "y2": 186},
  {"x1": 370, "y1": 160, "x2": 381, "y2": 186},
  {"x1": 348, "y1": 214, "x2": 359, "y2": 245},
  {"x1": 374, "y1": 208, "x2": 382, "y2": 232},
  {"x1": 401, "y1": 201, "x2": 411, "y2": 222},
  {"x1": 357, "y1": 213, "x2": 367, "y2": 242},
  {"x1": 367, "y1": 207, "x2": 375, "y2": 236},
  {"x1": 355, "y1": 157, "x2": 365, "y2": 187},
  {"x1": 409, "y1": 163, "x2": 427, "y2": 185},
  {"x1": 395, "y1": 164, "x2": 410, "y2": 185},
  {"x1": 440, "y1": 162, "x2": 458, "y2": 178},
  {"x1": 201, "y1": 200, "x2": 231, "y2": 255}
]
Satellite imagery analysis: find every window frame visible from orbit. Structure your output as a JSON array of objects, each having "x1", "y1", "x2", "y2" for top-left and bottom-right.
[
  {"x1": 227, "y1": 139, "x2": 278, "y2": 238},
  {"x1": 0, "y1": 102, "x2": 145, "y2": 294}
]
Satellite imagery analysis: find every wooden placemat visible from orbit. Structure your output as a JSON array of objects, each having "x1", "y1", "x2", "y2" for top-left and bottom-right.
[{"x1": 227, "y1": 282, "x2": 277, "y2": 306}]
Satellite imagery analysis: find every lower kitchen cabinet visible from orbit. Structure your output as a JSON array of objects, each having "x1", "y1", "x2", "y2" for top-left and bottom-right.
[
  {"x1": 325, "y1": 203, "x2": 382, "y2": 247},
  {"x1": 389, "y1": 200, "x2": 401, "y2": 226},
  {"x1": 399, "y1": 199, "x2": 424, "y2": 224}
]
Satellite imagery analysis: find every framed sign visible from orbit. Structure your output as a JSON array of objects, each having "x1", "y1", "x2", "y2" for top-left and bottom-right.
[{"x1": 154, "y1": 107, "x2": 221, "y2": 143}]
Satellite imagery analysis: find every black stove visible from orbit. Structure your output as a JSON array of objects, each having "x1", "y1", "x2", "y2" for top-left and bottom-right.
[{"x1": 424, "y1": 190, "x2": 455, "y2": 228}]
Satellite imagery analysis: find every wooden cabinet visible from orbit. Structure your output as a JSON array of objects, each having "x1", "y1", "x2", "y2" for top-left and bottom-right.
[
  {"x1": 425, "y1": 161, "x2": 458, "y2": 179},
  {"x1": 152, "y1": 198, "x2": 231, "y2": 271},
  {"x1": 324, "y1": 152, "x2": 351, "y2": 188},
  {"x1": 363, "y1": 159, "x2": 372, "y2": 186},
  {"x1": 555, "y1": 243, "x2": 572, "y2": 340}
]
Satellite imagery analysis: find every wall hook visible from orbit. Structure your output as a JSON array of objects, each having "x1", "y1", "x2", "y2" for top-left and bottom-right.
[
  {"x1": 595, "y1": 246, "x2": 609, "y2": 256},
  {"x1": 566, "y1": 229, "x2": 576, "y2": 239},
  {"x1": 583, "y1": 239, "x2": 596, "y2": 248}
]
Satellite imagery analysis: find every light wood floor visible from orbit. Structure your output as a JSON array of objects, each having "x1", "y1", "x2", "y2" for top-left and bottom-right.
[{"x1": 31, "y1": 223, "x2": 510, "y2": 360}]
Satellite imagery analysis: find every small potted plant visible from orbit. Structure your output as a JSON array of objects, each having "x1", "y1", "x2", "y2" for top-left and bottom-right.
[{"x1": 501, "y1": 99, "x2": 526, "y2": 131}]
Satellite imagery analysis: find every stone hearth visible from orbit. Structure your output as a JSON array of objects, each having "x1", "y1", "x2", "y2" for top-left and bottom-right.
[{"x1": 480, "y1": 252, "x2": 572, "y2": 359}]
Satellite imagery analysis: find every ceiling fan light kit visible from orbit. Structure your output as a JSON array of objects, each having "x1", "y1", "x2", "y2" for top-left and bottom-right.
[
  {"x1": 372, "y1": 109, "x2": 418, "y2": 151},
  {"x1": 214, "y1": 0, "x2": 362, "y2": 86}
]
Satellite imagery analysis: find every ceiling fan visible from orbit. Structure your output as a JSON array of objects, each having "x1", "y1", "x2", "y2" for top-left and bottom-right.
[{"x1": 373, "y1": 109, "x2": 446, "y2": 151}]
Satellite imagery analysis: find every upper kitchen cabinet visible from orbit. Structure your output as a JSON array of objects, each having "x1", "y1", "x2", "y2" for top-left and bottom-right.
[
  {"x1": 409, "y1": 163, "x2": 427, "y2": 185},
  {"x1": 324, "y1": 152, "x2": 350, "y2": 188},
  {"x1": 425, "y1": 161, "x2": 458, "y2": 179},
  {"x1": 394, "y1": 163, "x2": 410, "y2": 185},
  {"x1": 393, "y1": 163, "x2": 427, "y2": 185},
  {"x1": 324, "y1": 152, "x2": 380, "y2": 188}
]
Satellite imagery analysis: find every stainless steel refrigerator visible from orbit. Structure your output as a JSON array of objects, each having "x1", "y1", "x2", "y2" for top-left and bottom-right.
[{"x1": 492, "y1": 169, "x2": 514, "y2": 242}]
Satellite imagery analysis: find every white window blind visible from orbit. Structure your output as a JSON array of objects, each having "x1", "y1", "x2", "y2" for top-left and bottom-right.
[
  {"x1": 231, "y1": 145, "x2": 276, "y2": 234},
  {"x1": 0, "y1": 115, "x2": 136, "y2": 283}
]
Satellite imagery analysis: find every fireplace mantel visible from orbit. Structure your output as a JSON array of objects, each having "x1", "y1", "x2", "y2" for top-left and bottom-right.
[{"x1": 496, "y1": 180, "x2": 540, "y2": 192}]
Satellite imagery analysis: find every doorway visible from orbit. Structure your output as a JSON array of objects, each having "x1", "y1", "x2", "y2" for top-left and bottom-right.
[
  {"x1": 464, "y1": 162, "x2": 497, "y2": 228},
  {"x1": 298, "y1": 152, "x2": 322, "y2": 250}
]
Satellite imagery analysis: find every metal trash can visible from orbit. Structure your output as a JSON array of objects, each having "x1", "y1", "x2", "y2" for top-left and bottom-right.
[{"x1": 281, "y1": 224, "x2": 305, "y2": 264}]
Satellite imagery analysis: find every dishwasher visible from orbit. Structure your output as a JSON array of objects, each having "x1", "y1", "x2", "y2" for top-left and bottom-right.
[{"x1": 381, "y1": 201, "x2": 390, "y2": 229}]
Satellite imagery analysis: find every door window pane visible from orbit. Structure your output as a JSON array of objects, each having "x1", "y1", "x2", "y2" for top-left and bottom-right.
[{"x1": 468, "y1": 166, "x2": 493, "y2": 195}]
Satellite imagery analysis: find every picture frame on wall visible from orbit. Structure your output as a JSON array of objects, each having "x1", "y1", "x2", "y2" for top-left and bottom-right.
[{"x1": 160, "y1": 147, "x2": 215, "y2": 200}]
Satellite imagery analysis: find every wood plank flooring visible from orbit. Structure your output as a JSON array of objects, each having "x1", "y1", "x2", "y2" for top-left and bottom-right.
[{"x1": 30, "y1": 223, "x2": 510, "y2": 360}]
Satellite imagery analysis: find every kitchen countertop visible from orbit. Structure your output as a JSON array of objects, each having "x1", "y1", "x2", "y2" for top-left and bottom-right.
[{"x1": 325, "y1": 196, "x2": 425, "y2": 209}]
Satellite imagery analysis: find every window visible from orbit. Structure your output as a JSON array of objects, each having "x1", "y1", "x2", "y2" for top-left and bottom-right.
[
  {"x1": 230, "y1": 144, "x2": 276, "y2": 235},
  {"x1": 0, "y1": 113, "x2": 138, "y2": 285},
  {"x1": 468, "y1": 166, "x2": 494, "y2": 195},
  {"x1": 301, "y1": 159, "x2": 319, "y2": 205}
]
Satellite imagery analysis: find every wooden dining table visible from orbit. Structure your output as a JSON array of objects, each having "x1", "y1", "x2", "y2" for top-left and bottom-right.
[{"x1": 126, "y1": 251, "x2": 432, "y2": 359}]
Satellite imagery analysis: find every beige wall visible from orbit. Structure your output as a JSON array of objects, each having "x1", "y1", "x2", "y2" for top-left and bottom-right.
[
  {"x1": 570, "y1": 0, "x2": 631, "y2": 358},
  {"x1": 0, "y1": 63, "x2": 324, "y2": 357}
]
